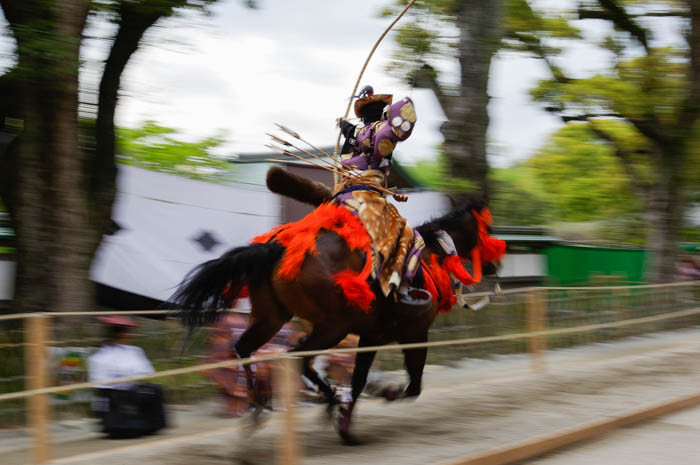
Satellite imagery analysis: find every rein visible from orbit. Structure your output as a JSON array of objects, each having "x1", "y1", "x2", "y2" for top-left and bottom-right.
[
  {"x1": 441, "y1": 208, "x2": 502, "y2": 287},
  {"x1": 421, "y1": 208, "x2": 507, "y2": 313}
]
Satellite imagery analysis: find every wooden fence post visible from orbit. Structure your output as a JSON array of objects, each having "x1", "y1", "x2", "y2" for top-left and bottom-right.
[
  {"x1": 25, "y1": 314, "x2": 51, "y2": 464},
  {"x1": 527, "y1": 291, "x2": 548, "y2": 374},
  {"x1": 276, "y1": 356, "x2": 300, "y2": 465}
]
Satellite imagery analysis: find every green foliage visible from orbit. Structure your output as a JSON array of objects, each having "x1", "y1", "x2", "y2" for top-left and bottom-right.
[
  {"x1": 9, "y1": 15, "x2": 82, "y2": 83},
  {"x1": 528, "y1": 123, "x2": 639, "y2": 221},
  {"x1": 516, "y1": 1, "x2": 697, "y2": 250},
  {"x1": 90, "y1": 0, "x2": 221, "y2": 16},
  {"x1": 401, "y1": 152, "x2": 476, "y2": 194},
  {"x1": 381, "y1": 0, "x2": 459, "y2": 19},
  {"x1": 384, "y1": 0, "x2": 580, "y2": 83},
  {"x1": 502, "y1": 0, "x2": 581, "y2": 54},
  {"x1": 489, "y1": 123, "x2": 649, "y2": 243},
  {"x1": 523, "y1": 123, "x2": 649, "y2": 244},
  {"x1": 531, "y1": 50, "x2": 688, "y2": 125},
  {"x1": 488, "y1": 164, "x2": 554, "y2": 226},
  {"x1": 383, "y1": 0, "x2": 459, "y2": 81},
  {"x1": 116, "y1": 121, "x2": 232, "y2": 181}
]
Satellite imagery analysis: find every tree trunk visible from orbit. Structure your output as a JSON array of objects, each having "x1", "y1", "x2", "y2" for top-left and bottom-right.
[
  {"x1": 643, "y1": 150, "x2": 684, "y2": 283},
  {"x1": 442, "y1": 0, "x2": 503, "y2": 195},
  {"x1": 12, "y1": 91, "x2": 50, "y2": 314},
  {"x1": 1, "y1": 0, "x2": 91, "y2": 315},
  {"x1": 50, "y1": 0, "x2": 92, "y2": 316},
  {"x1": 90, "y1": 5, "x2": 162, "y2": 252},
  {"x1": 3, "y1": 0, "x2": 181, "y2": 316}
]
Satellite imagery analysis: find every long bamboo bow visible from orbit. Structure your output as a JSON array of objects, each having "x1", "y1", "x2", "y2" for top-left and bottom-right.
[{"x1": 331, "y1": 0, "x2": 418, "y2": 184}]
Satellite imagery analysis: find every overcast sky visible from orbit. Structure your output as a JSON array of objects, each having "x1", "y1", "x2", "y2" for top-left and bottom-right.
[
  {"x1": 110, "y1": 0, "x2": 566, "y2": 168},
  {"x1": 0, "y1": 0, "x2": 686, "y2": 168}
]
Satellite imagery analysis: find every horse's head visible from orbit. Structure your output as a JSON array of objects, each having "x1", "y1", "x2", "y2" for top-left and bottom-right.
[{"x1": 416, "y1": 196, "x2": 506, "y2": 283}]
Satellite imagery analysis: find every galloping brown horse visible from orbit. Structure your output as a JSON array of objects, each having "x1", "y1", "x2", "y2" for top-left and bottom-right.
[{"x1": 172, "y1": 197, "x2": 503, "y2": 443}]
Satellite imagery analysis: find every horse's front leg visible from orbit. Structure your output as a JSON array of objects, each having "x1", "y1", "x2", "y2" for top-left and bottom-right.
[
  {"x1": 378, "y1": 334, "x2": 428, "y2": 401},
  {"x1": 337, "y1": 337, "x2": 377, "y2": 445},
  {"x1": 402, "y1": 345, "x2": 427, "y2": 398}
]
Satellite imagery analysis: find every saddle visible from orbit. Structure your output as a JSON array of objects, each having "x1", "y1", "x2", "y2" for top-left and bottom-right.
[
  {"x1": 262, "y1": 167, "x2": 502, "y2": 316},
  {"x1": 266, "y1": 166, "x2": 425, "y2": 297}
]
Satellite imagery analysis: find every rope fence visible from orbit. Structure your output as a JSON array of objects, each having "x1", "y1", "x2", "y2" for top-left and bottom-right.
[
  {"x1": 0, "y1": 281, "x2": 698, "y2": 464},
  {"x1": 2, "y1": 304, "x2": 700, "y2": 402},
  {"x1": 0, "y1": 281, "x2": 696, "y2": 321}
]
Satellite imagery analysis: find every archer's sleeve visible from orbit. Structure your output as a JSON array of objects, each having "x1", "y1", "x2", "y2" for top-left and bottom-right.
[
  {"x1": 372, "y1": 97, "x2": 417, "y2": 161},
  {"x1": 385, "y1": 97, "x2": 416, "y2": 142}
]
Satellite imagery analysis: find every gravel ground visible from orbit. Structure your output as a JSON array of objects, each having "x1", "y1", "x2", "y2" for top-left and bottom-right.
[
  {"x1": 524, "y1": 404, "x2": 700, "y2": 465},
  {"x1": 28, "y1": 326, "x2": 700, "y2": 465}
]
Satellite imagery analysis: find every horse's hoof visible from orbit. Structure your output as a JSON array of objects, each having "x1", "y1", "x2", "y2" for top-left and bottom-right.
[
  {"x1": 339, "y1": 430, "x2": 362, "y2": 446},
  {"x1": 379, "y1": 385, "x2": 403, "y2": 402},
  {"x1": 243, "y1": 404, "x2": 270, "y2": 430},
  {"x1": 402, "y1": 382, "x2": 421, "y2": 399},
  {"x1": 335, "y1": 403, "x2": 357, "y2": 444},
  {"x1": 325, "y1": 401, "x2": 338, "y2": 421}
]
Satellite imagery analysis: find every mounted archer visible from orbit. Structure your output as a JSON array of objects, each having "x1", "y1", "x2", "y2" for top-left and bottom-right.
[
  {"x1": 333, "y1": 85, "x2": 425, "y2": 308},
  {"x1": 268, "y1": 85, "x2": 426, "y2": 311},
  {"x1": 170, "y1": 0, "x2": 508, "y2": 444},
  {"x1": 338, "y1": 85, "x2": 415, "y2": 181}
]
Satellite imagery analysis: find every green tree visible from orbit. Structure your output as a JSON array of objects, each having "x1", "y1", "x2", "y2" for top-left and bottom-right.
[
  {"x1": 525, "y1": 0, "x2": 699, "y2": 281},
  {"x1": 403, "y1": 151, "x2": 555, "y2": 226},
  {"x1": 0, "y1": 1, "x2": 254, "y2": 314},
  {"x1": 0, "y1": 0, "x2": 92, "y2": 317},
  {"x1": 402, "y1": 152, "x2": 477, "y2": 194},
  {"x1": 528, "y1": 123, "x2": 639, "y2": 224},
  {"x1": 117, "y1": 120, "x2": 229, "y2": 180},
  {"x1": 384, "y1": 0, "x2": 579, "y2": 194},
  {"x1": 488, "y1": 164, "x2": 554, "y2": 226}
]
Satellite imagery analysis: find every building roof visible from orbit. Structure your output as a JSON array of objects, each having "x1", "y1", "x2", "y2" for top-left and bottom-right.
[
  {"x1": 231, "y1": 145, "x2": 426, "y2": 189},
  {"x1": 491, "y1": 226, "x2": 564, "y2": 248},
  {"x1": 494, "y1": 234, "x2": 563, "y2": 243},
  {"x1": 235, "y1": 145, "x2": 336, "y2": 164}
]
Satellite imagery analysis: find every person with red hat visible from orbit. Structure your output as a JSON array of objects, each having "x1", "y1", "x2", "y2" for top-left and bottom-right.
[{"x1": 88, "y1": 316, "x2": 166, "y2": 438}]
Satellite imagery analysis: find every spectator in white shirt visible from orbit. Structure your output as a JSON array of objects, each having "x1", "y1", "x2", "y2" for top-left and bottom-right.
[
  {"x1": 88, "y1": 316, "x2": 155, "y2": 388},
  {"x1": 88, "y1": 316, "x2": 166, "y2": 438}
]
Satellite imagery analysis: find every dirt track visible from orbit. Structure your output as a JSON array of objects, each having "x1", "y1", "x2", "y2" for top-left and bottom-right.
[{"x1": 50, "y1": 327, "x2": 700, "y2": 465}]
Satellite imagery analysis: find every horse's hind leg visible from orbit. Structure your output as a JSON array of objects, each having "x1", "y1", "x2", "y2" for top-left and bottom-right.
[
  {"x1": 234, "y1": 281, "x2": 291, "y2": 407},
  {"x1": 290, "y1": 327, "x2": 349, "y2": 414}
]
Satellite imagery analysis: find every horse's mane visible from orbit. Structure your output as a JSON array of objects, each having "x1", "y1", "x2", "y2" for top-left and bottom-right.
[{"x1": 416, "y1": 196, "x2": 486, "y2": 255}]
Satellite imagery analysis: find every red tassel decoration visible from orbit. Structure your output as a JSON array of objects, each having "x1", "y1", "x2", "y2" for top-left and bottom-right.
[
  {"x1": 333, "y1": 270, "x2": 375, "y2": 312},
  {"x1": 442, "y1": 254, "x2": 476, "y2": 286}
]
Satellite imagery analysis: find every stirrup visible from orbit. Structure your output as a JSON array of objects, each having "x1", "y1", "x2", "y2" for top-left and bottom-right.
[{"x1": 392, "y1": 287, "x2": 432, "y2": 316}]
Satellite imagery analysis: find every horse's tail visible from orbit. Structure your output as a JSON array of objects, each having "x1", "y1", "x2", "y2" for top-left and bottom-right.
[{"x1": 171, "y1": 242, "x2": 284, "y2": 328}]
